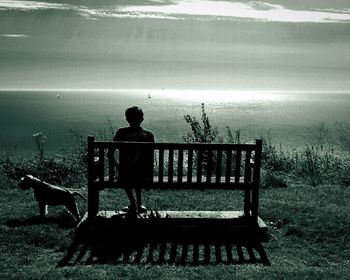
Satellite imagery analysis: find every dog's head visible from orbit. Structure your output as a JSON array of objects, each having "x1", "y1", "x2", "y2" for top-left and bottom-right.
[{"x1": 18, "y1": 175, "x2": 40, "y2": 190}]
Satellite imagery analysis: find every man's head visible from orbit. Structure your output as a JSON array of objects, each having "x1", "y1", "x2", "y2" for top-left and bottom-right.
[{"x1": 125, "y1": 106, "x2": 144, "y2": 127}]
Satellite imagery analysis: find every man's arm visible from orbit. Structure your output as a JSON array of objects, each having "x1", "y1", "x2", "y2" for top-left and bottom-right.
[
  {"x1": 146, "y1": 130, "x2": 155, "y2": 143},
  {"x1": 113, "y1": 129, "x2": 124, "y2": 141}
]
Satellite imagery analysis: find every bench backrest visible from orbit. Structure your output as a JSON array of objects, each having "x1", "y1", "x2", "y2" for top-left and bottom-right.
[
  {"x1": 87, "y1": 136, "x2": 262, "y2": 219},
  {"x1": 88, "y1": 137, "x2": 262, "y2": 189}
]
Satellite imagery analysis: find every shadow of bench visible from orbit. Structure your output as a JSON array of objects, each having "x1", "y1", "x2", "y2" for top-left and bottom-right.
[{"x1": 59, "y1": 211, "x2": 270, "y2": 266}]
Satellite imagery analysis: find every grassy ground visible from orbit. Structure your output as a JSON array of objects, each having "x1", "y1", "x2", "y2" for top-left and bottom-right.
[{"x1": 0, "y1": 174, "x2": 349, "y2": 280}]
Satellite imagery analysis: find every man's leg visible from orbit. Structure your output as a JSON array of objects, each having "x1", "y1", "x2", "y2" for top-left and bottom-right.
[
  {"x1": 124, "y1": 188, "x2": 136, "y2": 211},
  {"x1": 136, "y1": 188, "x2": 147, "y2": 213},
  {"x1": 135, "y1": 188, "x2": 142, "y2": 206}
]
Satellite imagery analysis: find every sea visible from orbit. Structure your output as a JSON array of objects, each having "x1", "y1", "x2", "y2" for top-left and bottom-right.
[{"x1": 0, "y1": 90, "x2": 349, "y2": 158}]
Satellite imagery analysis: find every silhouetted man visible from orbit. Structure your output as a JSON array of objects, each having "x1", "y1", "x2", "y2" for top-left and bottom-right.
[{"x1": 114, "y1": 106, "x2": 154, "y2": 213}]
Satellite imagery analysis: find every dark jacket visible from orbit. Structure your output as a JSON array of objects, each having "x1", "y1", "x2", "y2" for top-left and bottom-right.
[{"x1": 114, "y1": 127, "x2": 154, "y2": 185}]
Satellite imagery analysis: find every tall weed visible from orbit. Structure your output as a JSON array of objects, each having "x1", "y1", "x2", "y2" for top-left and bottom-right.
[{"x1": 183, "y1": 103, "x2": 222, "y2": 143}]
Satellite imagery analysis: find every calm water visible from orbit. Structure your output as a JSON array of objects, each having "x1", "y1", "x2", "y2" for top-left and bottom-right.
[{"x1": 0, "y1": 90, "x2": 349, "y2": 157}]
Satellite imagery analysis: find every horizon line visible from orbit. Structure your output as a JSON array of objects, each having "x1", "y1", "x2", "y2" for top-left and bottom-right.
[{"x1": 0, "y1": 88, "x2": 350, "y2": 94}]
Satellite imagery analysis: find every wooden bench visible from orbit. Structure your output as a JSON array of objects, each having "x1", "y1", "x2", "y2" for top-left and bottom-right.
[{"x1": 87, "y1": 136, "x2": 265, "y2": 231}]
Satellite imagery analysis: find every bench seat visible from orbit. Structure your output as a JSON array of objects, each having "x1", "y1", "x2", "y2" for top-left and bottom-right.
[
  {"x1": 81, "y1": 210, "x2": 268, "y2": 234},
  {"x1": 94, "y1": 176, "x2": 248, "y2": 189}
]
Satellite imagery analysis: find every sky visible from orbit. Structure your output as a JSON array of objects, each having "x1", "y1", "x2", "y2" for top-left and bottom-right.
[{"x1": 0, "y1": 0, "x2": 350, "y2": 91}]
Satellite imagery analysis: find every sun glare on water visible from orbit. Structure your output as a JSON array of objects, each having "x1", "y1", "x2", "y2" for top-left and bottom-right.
[{"x1": 151, "y1": 90, "x2": 284, "y2": 103}]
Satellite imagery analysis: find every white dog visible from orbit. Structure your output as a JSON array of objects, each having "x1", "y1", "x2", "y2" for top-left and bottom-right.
[{"x1": 19, "y1": 175, "x2": 86, "y2": 221}]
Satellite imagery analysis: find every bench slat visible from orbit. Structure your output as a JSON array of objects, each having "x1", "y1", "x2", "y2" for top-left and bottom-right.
[
  {"x1": 187, "y1": 150, "x2": 193, "y2": 183},
  {"x1": 159, "y1": 148, "x2": 164, "y2": 183},
  {"x1": 206, "y1": 150, "x2": 213, "y2": 184},
  {"x1": 108, "y1": 148, "x2": 115, "y2": 182},
  {"x1": 98, "y1": 147, "x2": 104, "y2": 183},
  {"x1": 216, "y1": 149, "x2": 222, "y2": 183},
  {"x1": 168, "y1": 149, "x2": 174, "y2": 183},
  {"x1": 177, "y1": 149, "x2": 184, "y2": 183},
  {"x1": 197, "y1": 150, "x2": 203, "y2": 183},
  {"x1": 235, "y1": 149, "x2": 241, "y2": 184},
  {"x1": 225, "y1": 149, "x2": 232, "y2": 183},
  {"x1": 93, "y1": 141, "x2": 258, "y2": 150},
  {"x1": 244, "y1": 150, "x2": 252, "y2": 183}
]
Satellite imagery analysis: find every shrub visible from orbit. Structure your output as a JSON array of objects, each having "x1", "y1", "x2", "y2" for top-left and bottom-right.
[
  {"x1": 0, "y1": 153, "x2": 86, "y2": 187},
  {"x1": 261, "y1": 169, "x2": 288, "y2": 189},
  {"x1": 32, "y1": 132, "x2": 47, "y2": 161},
  {"x1": 183, "y1": 103, "x2": 222, "y2": 144},
  {"x1": 306, "y1": 121, "x2": 332, "y2": 152},
  {"x1": 183, "y1": 105, "x2": 349, "y2": 185},
  {"x1": 334, "y1": 122, "x2": 350, "y2": 152},
  {"x1": 1, "y1": 106, "x2": 349, "y2": 187},
  {"x1": 0, "y1": 130, "x2": 87, "y2": 187},
  {"x1": 261, "y1": 136, "x2": 295, "y2": 172}
]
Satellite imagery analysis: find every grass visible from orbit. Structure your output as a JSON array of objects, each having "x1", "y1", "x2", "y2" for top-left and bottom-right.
[
  {"x1": 0, "y1": 106, "x2": 349, "y2": 279},
  {"x1": 0, "y1": 173, "x2": 349, "y2": 279}
]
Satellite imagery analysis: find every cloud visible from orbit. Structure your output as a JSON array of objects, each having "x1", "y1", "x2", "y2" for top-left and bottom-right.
[
  {"x1": 77, "y1": 8, "x2": 181, "y2": 20},
  {"x1": 0, "y1": 34, "x2": 30, "y2": 38},
  {"x1": 0, "y1": 0, "x2": 350, "y2": 23},
  {"x1": 0, "y1": 0, "x2": 179, "y2": 19},
  {"x1": 117, "y1": 0, "x2": 350, "y2": 23},
  {"x1": 0, "y1": 0, "x2": 72, "y2": 11}
]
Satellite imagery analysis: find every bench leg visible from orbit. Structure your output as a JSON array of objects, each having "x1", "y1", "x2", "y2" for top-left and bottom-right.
[
  {"x1": 244, "y1": 189, "x2": 251, "y2": 217},
  {"x1": 251, "y1": 186, "x2": 259, "y2": 223},
  {"x1": 88, "y1": 185, "x2": 99, "y2": 217}
]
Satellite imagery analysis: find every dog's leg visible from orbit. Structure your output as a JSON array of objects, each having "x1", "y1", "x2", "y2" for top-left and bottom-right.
[
  {"x1": 66, "y1": 200, "x2": 81, "y2": 221},
  {"x1": 75, "y1": 242, "x2": 90, "y2": 264},
  {"x1": 39, "y1": 203, "x2": 48, "y2": 218},
  {"x1": 72, "y1": 191, "x2": 87, "y2": 201}
]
